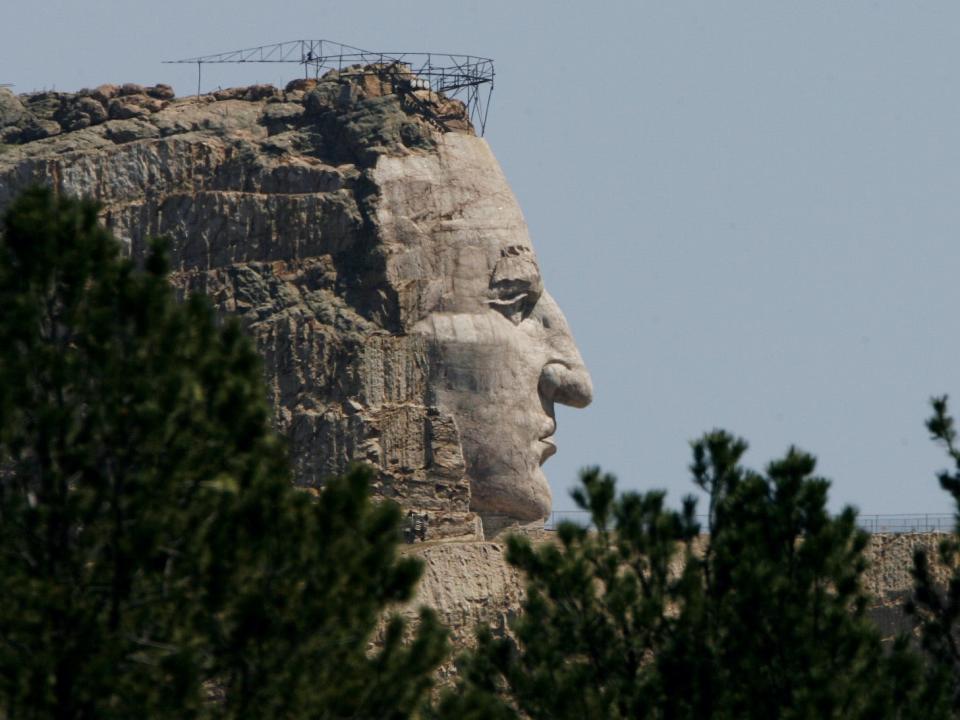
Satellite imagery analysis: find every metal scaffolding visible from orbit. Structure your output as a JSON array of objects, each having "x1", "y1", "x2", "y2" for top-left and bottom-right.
[{"x1": 163, "y1": 39, "x2": 495, "y2": 134}]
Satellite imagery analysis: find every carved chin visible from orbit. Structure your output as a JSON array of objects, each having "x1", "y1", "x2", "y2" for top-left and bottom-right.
[{"x1": 470, "y1": 467, "x2": 552, "y2": 521}]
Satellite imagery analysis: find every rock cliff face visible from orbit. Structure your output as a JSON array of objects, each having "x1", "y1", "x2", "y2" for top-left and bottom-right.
[
  {"x1": 0, "y1": 71, "x2": 490, "y2": 541},
  {"x1": 0, "y1": 73, "x2": 939, "y2": 654},
  {"x1": 401, "y1": 531, "x2": 948, "y2": 657},
  {"x1": 0, "y1": 65, "x2": 594, "y2": 542},
  {"x1": 0, "y1": 68, "x2": 596, "y2": 646}
]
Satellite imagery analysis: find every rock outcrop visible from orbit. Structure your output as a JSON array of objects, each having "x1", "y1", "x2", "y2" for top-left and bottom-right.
[
  {"x1": 0, "y1": 68, "x2": 499, "y2": 542},
  {"x1": 0, "y1": 63, "x2": 595, "y2": 541},
  {"x1": 0, "y1": 68, "x2": 934, "y2": 659},
  {"x1": 397, "y1": 530, "x2": 949, "y2": 662},
  {"x1": 0, "y1": 66, "x2": 597, "y2": 647}
]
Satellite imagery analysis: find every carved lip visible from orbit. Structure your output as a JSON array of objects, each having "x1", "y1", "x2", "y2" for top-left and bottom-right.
[
  {"x1": 539, "y1": 418, "x2": 557, "y2": 438},
  {"x1": 539, "y1": 436, "x2": 557, "y2": 463}
]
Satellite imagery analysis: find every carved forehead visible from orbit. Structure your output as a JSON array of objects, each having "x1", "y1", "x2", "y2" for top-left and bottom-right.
[
  {"x1": 371, "y1": 133, "x2": 543, "y2": 321},
  {"x1": 372, "y1": 134, "x2": 533, "y2": 251}
]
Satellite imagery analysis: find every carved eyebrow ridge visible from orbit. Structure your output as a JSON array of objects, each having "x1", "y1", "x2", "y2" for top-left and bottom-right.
[
  {"x1": 489, "y1": 251, "x2": 543, "y2": 290},
  {"x1": 485, "y1": 247, "x2": 544, "y2": 324}
]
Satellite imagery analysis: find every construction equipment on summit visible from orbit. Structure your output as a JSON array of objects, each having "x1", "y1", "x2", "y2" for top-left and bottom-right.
[{"x1": 163, "y1": 39, "x2": 495, "y2": 135}]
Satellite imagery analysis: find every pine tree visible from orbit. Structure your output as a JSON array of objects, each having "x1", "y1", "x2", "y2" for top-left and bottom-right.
[
  {"x1": 907, "y1": 395, "x2": 960, "y2": 714},
  {"x1": 439, "y1": 433, "x2": 936, "y2": 720},
  {"x1": 0, "y1": 187, "x2": 447, "y2": 719}
]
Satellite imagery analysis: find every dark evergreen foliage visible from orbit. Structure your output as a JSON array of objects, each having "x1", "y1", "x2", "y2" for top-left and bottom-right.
[
  {"x1": 439, "y1": 433, "x2": 938, "y2": 720},
  {"x1": 907, "y1": 395, "x2": 960, "y2": 714},
  {"x1": 4, "y1": 185, "x2": 958, "y2": 720},
  {"x1": 0, "y1": 188, "x2": 447, "y2": 719}
]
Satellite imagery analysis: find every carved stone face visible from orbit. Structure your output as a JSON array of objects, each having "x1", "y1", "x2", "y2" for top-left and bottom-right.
[
  {"x1": 0, "y1": 77, "x2": 586, "y2": 538},
  {"x1": 372, "y1": 133, "x2": 593, "y2": 523}
]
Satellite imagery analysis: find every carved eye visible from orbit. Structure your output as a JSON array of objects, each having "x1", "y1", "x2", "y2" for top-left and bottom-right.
[
  {"x1": 488, "y1": 248, "x2": 543, "y2": 325},
  {"x1": 489, "y1": 285, "x2": 537, "y2": 325}
]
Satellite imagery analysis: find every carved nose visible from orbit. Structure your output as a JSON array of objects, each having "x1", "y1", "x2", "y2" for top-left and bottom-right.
[{"x1": 539, "y1": 361, "x2": 593, "y2": 408}]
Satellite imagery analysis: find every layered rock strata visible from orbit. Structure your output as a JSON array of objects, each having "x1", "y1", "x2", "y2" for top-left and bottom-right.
[{"x1": 0, "y1": 69, "x2": 495, "y2": 542}]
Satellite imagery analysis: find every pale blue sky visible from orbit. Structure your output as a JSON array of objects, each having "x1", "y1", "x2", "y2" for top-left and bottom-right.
[{"x1": 4, "y1": 1, "x2": 960, "y2": 515}]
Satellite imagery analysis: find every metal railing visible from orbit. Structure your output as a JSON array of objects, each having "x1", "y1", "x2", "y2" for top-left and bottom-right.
[
  {"x1": 857, "y1": 514, "x2": 954, "y2": 534},
  {"x1": 544, "y1": 511, "x2": 955, "y2": 535},
  {"x1": 163, "y1": 39, "x2": 495, "y2": 134}
]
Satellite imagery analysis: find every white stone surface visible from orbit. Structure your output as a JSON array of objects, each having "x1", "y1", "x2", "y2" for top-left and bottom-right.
[{"x1": 373, "y1": 133, "x2": 592, "y2": 524}]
